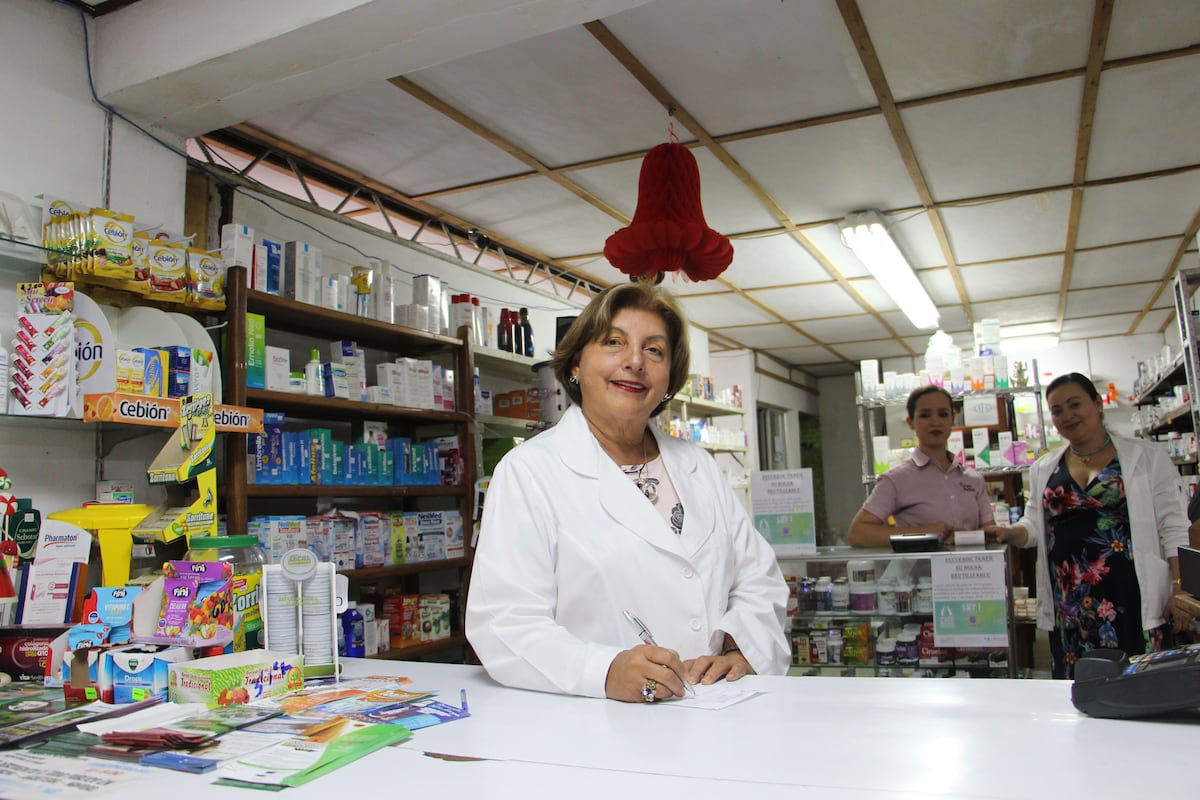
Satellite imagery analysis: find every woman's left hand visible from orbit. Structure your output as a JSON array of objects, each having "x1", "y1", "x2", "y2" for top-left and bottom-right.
[
  {"x1": 1166, "y1": 592, "x2": 1195, "y2": 633},
  {"x1": 683, "y1": 651, "x2": 755, "y2": 685}
]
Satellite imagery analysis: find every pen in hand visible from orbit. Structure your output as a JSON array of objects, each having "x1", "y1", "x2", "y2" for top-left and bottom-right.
[{"x1": 622, "y1": 609, "x2": 696, "y2": 698}]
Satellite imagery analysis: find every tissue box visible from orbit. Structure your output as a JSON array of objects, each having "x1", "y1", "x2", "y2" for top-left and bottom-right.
[{"x1": 168, "y1": 649, "x2": 303, "y2": 707}]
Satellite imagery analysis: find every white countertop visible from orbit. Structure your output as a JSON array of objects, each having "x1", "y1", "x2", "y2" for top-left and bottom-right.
[{"x1": 20, "y1": 660, "x2": 1197, "y2": 799}]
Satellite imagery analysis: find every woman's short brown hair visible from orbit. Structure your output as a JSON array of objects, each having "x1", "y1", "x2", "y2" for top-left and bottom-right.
[{"x1": 551, "y1": 282, "x2": 691, "y2": 418}]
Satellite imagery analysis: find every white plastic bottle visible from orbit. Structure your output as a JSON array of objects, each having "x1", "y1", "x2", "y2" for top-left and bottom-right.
[{"x1": 304, "y1": 349, "x2": 323, "y2": 396}]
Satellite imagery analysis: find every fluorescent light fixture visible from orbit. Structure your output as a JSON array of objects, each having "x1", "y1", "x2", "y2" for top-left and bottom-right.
[{"x1": 840, "y1": 210, "x2": 939, "y2": 330}]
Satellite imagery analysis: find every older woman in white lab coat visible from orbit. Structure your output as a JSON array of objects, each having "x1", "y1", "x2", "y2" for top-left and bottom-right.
[{"x1": 466, "y1": 283, "x2": 789, "y2": 702}]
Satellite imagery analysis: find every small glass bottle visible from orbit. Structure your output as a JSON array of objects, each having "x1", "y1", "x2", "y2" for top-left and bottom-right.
[
  {"x1": 519, "y1": 307, "x2": 535, "y2": 358},
  {"x1": 497, "y1": 309, "x2": 513, "y2": 352}
]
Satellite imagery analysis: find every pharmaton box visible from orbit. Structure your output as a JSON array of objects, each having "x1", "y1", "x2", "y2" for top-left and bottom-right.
[{"x1": 169, "y1": 649, "x2": 303, "y2": 708}]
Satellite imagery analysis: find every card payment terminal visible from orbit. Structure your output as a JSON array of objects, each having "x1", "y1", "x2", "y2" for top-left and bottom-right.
[{"x1": 1071, "y1": 644, "x2": 1200, "y2": 718}]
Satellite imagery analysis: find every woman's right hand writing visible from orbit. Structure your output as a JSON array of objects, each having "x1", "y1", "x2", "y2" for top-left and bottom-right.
[{"x1": 605, "y1": 644, "x2": 691, "y2": 703}]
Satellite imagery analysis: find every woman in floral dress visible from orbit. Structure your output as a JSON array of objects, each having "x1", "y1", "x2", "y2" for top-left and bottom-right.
[{"x1": 993, "y1": 373, "x2": 1193, "y2": 678}]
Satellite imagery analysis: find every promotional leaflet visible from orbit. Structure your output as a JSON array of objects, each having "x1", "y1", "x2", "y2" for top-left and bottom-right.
[
  {"x1": 930, "y1": 551, "x2": 1008, "y2": 647},
  {"x1": 750, "y1": 469, "x2": 816, "y2": 556}
]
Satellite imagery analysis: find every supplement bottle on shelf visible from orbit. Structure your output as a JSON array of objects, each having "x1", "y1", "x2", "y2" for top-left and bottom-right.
[{"x1": 186, "y1": 535, "x2": 266, "y2": 651}]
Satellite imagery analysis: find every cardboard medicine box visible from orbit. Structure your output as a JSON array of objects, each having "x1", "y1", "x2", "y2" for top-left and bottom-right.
[{"x1": 169, "y1": 649, "x2": 303, "y2": 708}]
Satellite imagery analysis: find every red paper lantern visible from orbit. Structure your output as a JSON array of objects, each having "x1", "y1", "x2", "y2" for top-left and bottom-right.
[{"x1": 604, "y1": 142, "x2": 733, "y2": 282}]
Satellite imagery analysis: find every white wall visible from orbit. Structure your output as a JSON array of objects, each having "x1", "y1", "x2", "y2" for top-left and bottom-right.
[{"x1": 0, "y1": 0, "x2": 186, "y2": 515}]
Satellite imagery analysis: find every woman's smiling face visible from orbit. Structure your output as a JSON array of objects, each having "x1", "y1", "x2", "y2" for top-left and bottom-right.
[
  {"x1": 1047, "y1": 382, "x2": 1104, "y2": 445},
  {"x1": 572, "y1": 308, "x2": 671, "y2": 429}
]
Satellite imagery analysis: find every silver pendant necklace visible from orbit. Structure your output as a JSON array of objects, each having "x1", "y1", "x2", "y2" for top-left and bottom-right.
[{"x1": 622, "y1": 438, "x2": 659, "y2": 504}]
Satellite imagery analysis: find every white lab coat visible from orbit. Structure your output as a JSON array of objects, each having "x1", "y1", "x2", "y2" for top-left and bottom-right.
[
  {"x1": 1013, "y1": 435, "x2": 1188, "y2": 631},
  {"x1": 466, "y1": 405, "x2": 790, "y2": 697}
]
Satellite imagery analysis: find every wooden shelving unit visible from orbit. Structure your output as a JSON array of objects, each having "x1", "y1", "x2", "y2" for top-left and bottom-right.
[{"x1": 225, "y1": 266, "x2": 478, "y2": 663}]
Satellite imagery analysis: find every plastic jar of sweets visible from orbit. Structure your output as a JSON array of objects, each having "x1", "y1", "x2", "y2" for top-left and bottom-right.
[{"x1": 186, "y1": 535, "x2": 266, "y2": 651}]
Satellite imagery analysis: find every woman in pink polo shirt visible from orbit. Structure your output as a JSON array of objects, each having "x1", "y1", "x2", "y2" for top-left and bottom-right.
[{"x1": 848, "y1": 385, "x2": 1001, "y2": 548}]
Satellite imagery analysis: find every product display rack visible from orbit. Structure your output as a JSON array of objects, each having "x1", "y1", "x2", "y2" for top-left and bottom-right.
[
  {"x1": 780, "y1": 546, "x2": 1016, "y2": 679},
  {"x1": 666, "y1": 393, "x2": 748, "y2": 455},
  {"x1": 223, "y1": 266, "x2": 478, "y2": 663}
]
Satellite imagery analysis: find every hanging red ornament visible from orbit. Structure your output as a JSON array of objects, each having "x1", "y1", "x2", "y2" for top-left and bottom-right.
[{"x1": 603, "y1": 142, "x2": 733, "y2": 282}]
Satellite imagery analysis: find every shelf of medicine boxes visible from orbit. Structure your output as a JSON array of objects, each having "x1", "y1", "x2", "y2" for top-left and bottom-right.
[
  {"x1": 226, "y1": 268, "x2": 478, "y2": 540},
  {"x1": 780, "y1": 546, "x2": 1016, "y2": 678},
  {"x1": 668, "y1": 394, "x2": 748, "y2": 454}
]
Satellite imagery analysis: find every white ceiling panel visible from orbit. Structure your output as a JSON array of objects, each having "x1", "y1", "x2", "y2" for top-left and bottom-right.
[
  {"x1": 749, "y1": 283, "x2": 868, "y2": 320},
  {"x1": 881, "y1": 308, "x2": 970, "y2": 340},
  {"x1": 940, "y1": 190, "x2": 1072, "y2": 263},
  {"x1": 801, "y1": 224, "x2": 869, "y2": 278},
  {"x1": 1070, "y1": 240, "x2": 1179, "y2": 289},
  {"x1": 886, "y1": 213, "x2": 948, "y2": 270},
  {"x1": 675, "y1": 293, "x2": 779, "y2": 328},
  {"x1": 766, "y1": 346, "x2": 843, "y2": 366},
  {"x1": 914, "y1": 268, "x2": 962, "y2": 306},
  {"x1": 725, "y1": 117, "x2": 922, "y2": 224},
  {"x1": 718, "y1": 324, "x2": 813, "y2": 350},
  {"x1": 903, "y1": 79, "x2": 1082, "y2": 200},
  {"x1": 432, "y1": 179, "x2": 618, "y2": 257},
  {"x1": 961, "y1": 255, "x2": 1064, "y2": 301},
  {"x1": 603, "y1": 0, "x2": 871, "y2": 135},
  {"x1": 1107, "y1": 0, "x2": 1200, "y2": 59},
  {"x1": 792, "y1": 315, "x2": 890, "y2": 344},
  {"x1": 722, "y1": 235, "x2": 832, "y2": 289},
  {"x1": 832, "y1": 339, "x2": 915, "y2": 361},
  {"x1": 1064, "y1": 284, "x2": 1156, "y2": 318},
  {"x1": 971, "y1": 294, "x2": 1061, "y2": 326},
  {"x1": 657, "y1": 278, "x2": 729, "y2": 298},
  {"x1": 1061, "y1": 312, "x2": 1141, "y2": 338},
  {"x1": 846, "y1": 278, "x2": 900, "y2": 314},
  {"x1": 555, "y1": 257, "x2": 630, "y2": 289},
  {"x1": 248, "y1": 82, "x2": 531, "y2": 196},
  {"x1": 406, "y1": 26, "x2": 669, "y2": 167},
  {"x1": 860, "y1": 0, "x2": 1092, "y2": 101},
  {"x1": 1087, "y1": 55, "x2": 1200, "y2": 180},
  {"x1": 1133, "y1": 307, "x2": 1174, "y2": 335},
  {"x1": 201, "y1": 3, "x2": 1195, "y2": 373},
  {"x1": 1077, "y1": 173, "x2": 1200, "y2": 250}
]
